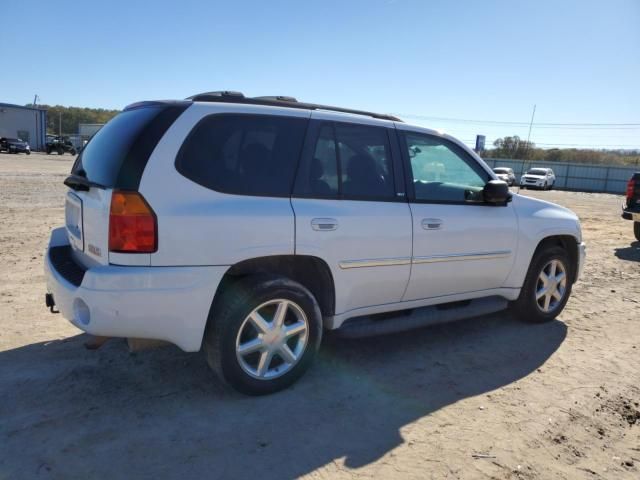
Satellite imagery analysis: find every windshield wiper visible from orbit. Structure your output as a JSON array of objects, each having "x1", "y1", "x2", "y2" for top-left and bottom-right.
[{"x1": 63, "y1": 174, "x2": 106, "y2": 191}]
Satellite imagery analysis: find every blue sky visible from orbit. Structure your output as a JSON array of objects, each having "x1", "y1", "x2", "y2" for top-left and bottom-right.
[{"x1": 1, "y1": 0, "x2": 638, "y2": 149}]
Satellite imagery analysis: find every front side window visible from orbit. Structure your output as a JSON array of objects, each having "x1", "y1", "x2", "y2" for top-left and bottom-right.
[
  {"x1": 295, "y1": 121, "x2": 395, "y2": 200},
  {"x1": 176, "y1": 114, "x2": 308, "y2": 196},
  {"x1": 404, "y1": 132, "x2": 488, "y2": 203}
]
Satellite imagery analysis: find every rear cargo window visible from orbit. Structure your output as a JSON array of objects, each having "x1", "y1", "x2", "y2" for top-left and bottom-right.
[
  {"x1": 72, "y1": 104, "x2": 186, "y2": 190},
  {"x1": 175, "y1": 114, "x2": 308, "y2": 197}
]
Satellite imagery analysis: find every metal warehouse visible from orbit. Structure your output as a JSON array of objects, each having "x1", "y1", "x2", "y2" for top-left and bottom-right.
[{"x1": 0, "y1": 103, "x2": 47, "y2": 151}]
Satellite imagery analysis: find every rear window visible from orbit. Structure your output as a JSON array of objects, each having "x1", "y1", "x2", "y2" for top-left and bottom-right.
[
  {"x1": 175, "y1": 114, "x2": 308, "y2": 197},
  {"x1": 72, "y1": 104, "x2": 186, "y2": 189}
]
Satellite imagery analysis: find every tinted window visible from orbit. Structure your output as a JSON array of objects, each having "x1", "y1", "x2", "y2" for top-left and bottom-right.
[
  {"x1": 176, "y1": 114, "x2": 308, "y2": 196},
  {"x1": 404, "y1": 132, "x2": 489, "y2": 203},
  {"x1": 72, "y1": 105, "x2": 186, "y2": 189},
  {"x1": 295, "y1": 121, "x2": 395, "y2": 200}
]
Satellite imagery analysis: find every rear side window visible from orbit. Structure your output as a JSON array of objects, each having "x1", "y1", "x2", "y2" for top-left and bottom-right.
[
  {"x1": 295, "y1": 121, "x2": 395, "y2": 200},
  {"x1": 175, "y1": 114, "x2": 308, "y2": 197},
  {"x1": 72, "y1": 104, "x2": 186, "y2": 189}
]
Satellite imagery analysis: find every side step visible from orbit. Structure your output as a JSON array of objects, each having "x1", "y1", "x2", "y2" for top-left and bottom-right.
[{"x1": 335, "y1": 296, "x2": 508, "y2": 339}]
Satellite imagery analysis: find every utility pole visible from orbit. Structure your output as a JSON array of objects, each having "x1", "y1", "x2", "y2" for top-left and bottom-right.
[
  {"x1": 526, "y1": 104, "x2": 536, "y2": 146},
  {"x1": 59, "y1": 111, "x2": 62, "y2": 137},
  {"x1": 523, "y1": 104, "x2": 536, "y2": 166}
]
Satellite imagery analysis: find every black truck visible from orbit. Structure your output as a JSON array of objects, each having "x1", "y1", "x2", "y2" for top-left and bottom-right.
[{"x1": 622, "y1": 172, "x2": 640, "y2": 241}]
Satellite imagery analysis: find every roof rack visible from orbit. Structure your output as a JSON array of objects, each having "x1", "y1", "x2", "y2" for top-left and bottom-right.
[{"x1": 186, "y1": 91, "x2": 402, "y2": 122}]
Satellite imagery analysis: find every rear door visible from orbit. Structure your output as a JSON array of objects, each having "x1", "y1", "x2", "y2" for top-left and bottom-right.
[
  {"x1": 291, "y1": 114, "x2": 412, "y2": 316},
  {"x1": 64, "y1": 104, "x2": 187, "y2": 267}
]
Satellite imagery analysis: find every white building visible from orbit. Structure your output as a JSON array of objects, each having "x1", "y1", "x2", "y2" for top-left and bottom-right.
[{"x1": 0, "y1": 103, "x2": 47, "y2": 151}]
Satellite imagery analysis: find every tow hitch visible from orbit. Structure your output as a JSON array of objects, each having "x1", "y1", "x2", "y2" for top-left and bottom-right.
[{"x1": 45, "y1": 293, "x2": 59, "y2": 313}]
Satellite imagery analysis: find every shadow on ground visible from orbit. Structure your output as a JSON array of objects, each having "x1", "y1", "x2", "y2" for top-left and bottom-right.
[
  {"x1": 614, "y1": 241, "x2": 640, "y2": 262},
  {"x1": 0, "y1": 313, "x2": 566, "y2": 479}
]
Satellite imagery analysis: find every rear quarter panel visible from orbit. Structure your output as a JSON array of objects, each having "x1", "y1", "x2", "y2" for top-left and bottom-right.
[{"x1": 139, "y1": 103, "x2": 310, "y2": 267}]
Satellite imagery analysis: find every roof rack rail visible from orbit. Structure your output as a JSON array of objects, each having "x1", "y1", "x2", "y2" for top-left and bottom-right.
[
  {"x1": 187, "y1": 91, "x2": 245, "y2": 101},
  {"x1": 186, "y1": 91, "x2": 402, "y2": 122}
]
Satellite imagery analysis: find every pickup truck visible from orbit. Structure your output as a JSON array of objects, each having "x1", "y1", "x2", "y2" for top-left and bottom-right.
[{"x1": 622, "y1": 172, "x2": 640, "y2": 241}]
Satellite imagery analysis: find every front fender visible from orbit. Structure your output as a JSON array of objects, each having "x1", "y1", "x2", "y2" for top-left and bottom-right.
[{"x1": 503, "y1": 194, "x2": 581, "y2": 288}]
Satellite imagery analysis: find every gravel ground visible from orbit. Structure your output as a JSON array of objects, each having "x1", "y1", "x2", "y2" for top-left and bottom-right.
[{"x1": 1, "y1": 152, "x2": 639, "y2": 479}]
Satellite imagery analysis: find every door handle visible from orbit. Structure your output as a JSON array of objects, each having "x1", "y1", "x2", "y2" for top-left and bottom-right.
[
  {"x1": 311, "y1": 218, "x2": 338, "y2": 231},
  {"x1": 421, "y1": 218, "x2": 443, "y2": 230}
]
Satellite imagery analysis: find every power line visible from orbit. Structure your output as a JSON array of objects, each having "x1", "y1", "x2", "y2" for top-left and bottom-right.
[{"x1": 396, "y1": 113, "x2": 640, "y2": 129}]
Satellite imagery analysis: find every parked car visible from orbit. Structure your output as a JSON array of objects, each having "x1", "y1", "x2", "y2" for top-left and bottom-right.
[
  {"x1": 493, "y1": 167, "x2": 516, "y2": 186},
  {"x1": 622, "y1": 172, "x2": 640, "y2": 241},
  {"x1": 0, "y1": 137, "x2": 31, "y2": 154},
  {"x1": 46, "y1": 135, "x2": 77, "y2": 155},
  {"x1": 520, "y1": 168, "x2": 556, "y2": 190},
  {"x1": 44, "y1": 92, "x2": 586, "y2": 395}
]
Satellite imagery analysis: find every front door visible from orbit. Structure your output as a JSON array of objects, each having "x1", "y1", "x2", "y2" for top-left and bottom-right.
[
  {"x1": 398, "y1": 129, "x2": 518, "y2": 301},
  {"x1": 291, "y1": 115, "x2": 412, "y2": 316}
]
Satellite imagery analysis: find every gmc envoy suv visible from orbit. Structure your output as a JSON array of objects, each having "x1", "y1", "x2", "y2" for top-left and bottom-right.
[{"x1": 45, "y1": 91, "x2": 586, "y2": 395}]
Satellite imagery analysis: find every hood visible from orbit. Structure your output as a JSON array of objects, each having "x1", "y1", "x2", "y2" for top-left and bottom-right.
[
  {"x1": 8, "y1": 140, "x2": 27, "y2": 146},
  {"x1": 521, "y1": 174, "x2": 545, "y2": 179}
]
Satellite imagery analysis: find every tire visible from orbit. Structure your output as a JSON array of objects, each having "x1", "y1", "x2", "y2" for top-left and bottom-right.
[
  {"x1": 57, "y1": 148, "x2": 63, "y2": 155},
  {"x1": 510, "y1": 245, "x2": 573, "y2": 323},
  {"x1": 26, "y1": 151, "x2": 30, "y2": 155},
  {"x1": 46, "y1": 147, "x2": 52, "y2": 154},
  {"x1": 548, "y1": 181, "x2": 554, "y2": 190},
  {"x1": 203, "y1": 275, "x2": 323, "y2": 395},
  {"x1": 634, "y1": 222, "x2": 640, "y2": 242}
]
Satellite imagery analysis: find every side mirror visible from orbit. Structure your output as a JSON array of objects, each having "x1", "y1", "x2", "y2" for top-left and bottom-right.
[{"x1": 483, "y1": 180, "x2": 511, "y2": 205}]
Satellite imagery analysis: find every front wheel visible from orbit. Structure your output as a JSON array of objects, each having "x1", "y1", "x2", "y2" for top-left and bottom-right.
[
  {"x1": 634, "y1": 222, "x2": 640, "y2": 242},
  {"x1": 203, "y1": 275, "x2": 322, "y2": 395},
  {"x1": 510, "y1": 245, "x2": 573, "y2": 323}
]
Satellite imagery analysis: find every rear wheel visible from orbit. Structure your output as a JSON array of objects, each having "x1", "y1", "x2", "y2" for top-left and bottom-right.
[
  {"x1": 634, "y1": 222, "x2": 640, "y2": 242},
  {"x1": 511, "y1": 245, "x2": 573, "y2": 323},
  {"x1": 203, "y1": 275, "x2": 322, "y2": 395}
]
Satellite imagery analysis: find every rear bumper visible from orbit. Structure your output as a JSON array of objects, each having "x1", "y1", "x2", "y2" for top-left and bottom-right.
[
  {"x1": 44, "y1": 227, "x2": 227, "y2": 351},
  {"x1": 622, "y1": 206, "x2": 640, "y2": 221}
]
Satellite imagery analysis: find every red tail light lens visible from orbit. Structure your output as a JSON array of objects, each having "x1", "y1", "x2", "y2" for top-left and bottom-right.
[
  {"x1": 109, "y1": 191, "x2": 157, "y2": 253},
  {"x1": 627, "y1": 178, "x2": 635, "y2": 201}
]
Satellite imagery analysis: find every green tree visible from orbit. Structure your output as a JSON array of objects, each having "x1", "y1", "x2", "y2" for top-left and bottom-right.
[{"x1": 30, "y1": 104, "x2": 120, "y2": 136}]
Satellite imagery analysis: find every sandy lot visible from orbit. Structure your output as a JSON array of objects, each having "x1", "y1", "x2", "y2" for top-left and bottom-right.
[{"x1": 1, "y1": 152, "x2": 639, "y2": 479}]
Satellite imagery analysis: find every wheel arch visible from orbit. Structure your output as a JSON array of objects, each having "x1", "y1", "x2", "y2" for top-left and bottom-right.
[
  {"x1": 211, "y1": 254, "x2": 336, "y2": 322},
  {"x1": 532, "y1": 234, "x2": 580, "y2": 283}
]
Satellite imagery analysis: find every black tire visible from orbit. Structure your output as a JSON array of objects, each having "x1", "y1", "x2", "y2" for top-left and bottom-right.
[
  {"x1": 70, "y1": 149, "x2": 77, "y2": 155},
  {"x1": 548, "y1": 182, "x2": 554, "y2": 190},
  {"x1": 634, "y1": 222, "x2": 640, "y2": 242},
  {"x1": 26, "y1": 151, "x2": 30, "y2": 155},
  {"x1": 510, "y1": 245, "x2": 573, "y2": 323},
  {"x1": 57, "y1": 147, "x2": 63, "y2": 155},
  {"x1": 203, "y1": 275, "x2": 323, "y2": 395},
  {"x1": 46, "y1": 147, "x2": 52, "y2": 154}
]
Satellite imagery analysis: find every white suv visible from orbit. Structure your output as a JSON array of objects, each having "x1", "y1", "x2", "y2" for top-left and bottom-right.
[
  {"x1": 520, "y1": 167, "x2": 556, "y2": 190},
  {"x1": 45, "y1": 92, "x2": 586, "y2": 395}
]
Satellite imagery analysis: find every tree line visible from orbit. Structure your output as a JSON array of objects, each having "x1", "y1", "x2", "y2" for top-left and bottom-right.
[
  {"x1": 483, "y1": 135, "x2": 640, "y2": 166},
  {"x1": 29, "y1": 104, "x2": 120, "y2": 136}
]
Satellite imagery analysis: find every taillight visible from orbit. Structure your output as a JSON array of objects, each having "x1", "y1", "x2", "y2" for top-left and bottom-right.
[
  {"x1": 626, "y1": 178, "x2": 635, "y2": 201},
  {"x1": 109, "y1": 191, "x2": 157, "y2": 253}
]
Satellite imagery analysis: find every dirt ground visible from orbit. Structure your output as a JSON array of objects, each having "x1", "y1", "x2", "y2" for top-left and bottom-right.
[{"x1": 1, "y1": 152, "x2": 638, "y2": 480}]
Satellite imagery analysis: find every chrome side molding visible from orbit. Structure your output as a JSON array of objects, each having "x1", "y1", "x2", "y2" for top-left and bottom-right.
[{"x1": 339, "y1": 250, "x2": 512, "y2": 269}]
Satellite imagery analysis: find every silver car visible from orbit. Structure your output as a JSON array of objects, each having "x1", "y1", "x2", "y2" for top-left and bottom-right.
[{"x1": 493, "y1": 167, "x2": 516, "y2": 186}]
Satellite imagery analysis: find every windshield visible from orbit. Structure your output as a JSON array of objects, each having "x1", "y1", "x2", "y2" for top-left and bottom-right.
[
  {"x1": 493, "y1": 168, "x2": 509, "y2": 174},
  {"x1": 526, "y1": 169, "x2": 547, "y2": 175},
  {"x1": 6, "y1": 138, "x2": 22, "y2": 143}
]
